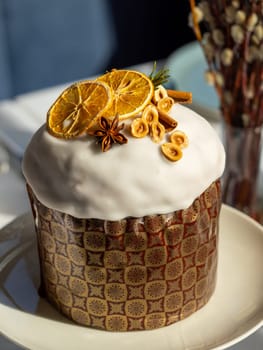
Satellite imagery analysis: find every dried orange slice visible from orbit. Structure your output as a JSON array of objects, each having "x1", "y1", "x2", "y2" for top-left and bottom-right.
[
  {"x1": 97, "y1": 69, "x2": 154, "y2": 120},
  {"x1": 47, "y1": 80, "x2": 112, "y2": 138}
]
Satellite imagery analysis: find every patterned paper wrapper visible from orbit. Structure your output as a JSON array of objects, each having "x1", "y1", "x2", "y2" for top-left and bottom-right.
[{"x1": 27, "y1": 180, "x2": 221, "y2": 331}]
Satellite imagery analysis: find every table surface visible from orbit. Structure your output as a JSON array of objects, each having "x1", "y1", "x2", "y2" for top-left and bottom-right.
[{"x1": 0, "y1": 60, "x2": 262, "y2": 350}]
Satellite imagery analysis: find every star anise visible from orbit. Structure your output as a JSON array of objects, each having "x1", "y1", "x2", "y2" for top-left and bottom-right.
[{"x1": 88, "y1": 114, "x2": 128, "y2": 152}]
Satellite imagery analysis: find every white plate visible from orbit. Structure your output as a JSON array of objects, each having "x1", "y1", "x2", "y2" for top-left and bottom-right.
[
  {"x1": 166, "y1": 41, "x2": 220, "y2": 120},
  {"x1": 0, "y1": 206, "x2": 262, "y2": 350}
]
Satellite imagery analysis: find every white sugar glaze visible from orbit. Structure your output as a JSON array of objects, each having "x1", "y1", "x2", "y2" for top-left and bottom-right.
[{"x1": 22, "y1": 104, "x2": 225, "y2": 220}]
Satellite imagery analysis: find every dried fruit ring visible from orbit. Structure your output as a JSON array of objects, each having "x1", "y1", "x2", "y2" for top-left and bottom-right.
[
  {"x1": 131, "y1": 118, "x2": 149, "y2": 138},
  {"x1": 142, "y1": 105, "x2": 159, "y2": 125},
  {"x1": 152, "y1": 85, "x2": 168, "y2": 104},
  {"x1": 157, "y1": 97, "x2": 174, "y2": 113},
  {"x1": 161, "y1": 143, "x2": 183, "y2": 162},
  {"x1": 150, "y1": 122, "x2": 165, "y2": 143},
  {"x1": 170, "y1": 130, "x2": 189, "y2": 148}
]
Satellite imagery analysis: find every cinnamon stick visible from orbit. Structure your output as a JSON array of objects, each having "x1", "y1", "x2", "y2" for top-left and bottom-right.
[
  {"x1": 157, "y1": 107, "x2": 178, "y2": 130},
  {"x1": 167, "y1": 90, "x2": 193, "y2": 104}
]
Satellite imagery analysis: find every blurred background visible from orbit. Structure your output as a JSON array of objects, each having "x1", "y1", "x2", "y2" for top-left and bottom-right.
[{"x1": 0, "y1": 0, "x2": 194, "y2": 100}]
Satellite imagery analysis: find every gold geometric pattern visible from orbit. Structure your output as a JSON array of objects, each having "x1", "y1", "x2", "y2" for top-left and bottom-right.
[
  {"x1": 145, "y1": 281, "x2": 167, "y2": 300},
  {"x1": 28, "y1": 180, "x2": 221, "y2": 331},
  {"x1": 125, "y1": 266, "x2": 146, "y2": 285}
]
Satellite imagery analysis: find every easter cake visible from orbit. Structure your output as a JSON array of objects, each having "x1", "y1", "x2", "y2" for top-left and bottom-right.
[{"x1": 22, "y1": 67, "x2": 225, "y2": 331}]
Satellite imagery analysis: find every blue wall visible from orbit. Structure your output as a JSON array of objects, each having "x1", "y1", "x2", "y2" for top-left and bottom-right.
[
  {"x1": 0, "y1": 0, "x2": 116, "y2": 99},
  {"x1": 0, "y1": 0, "x2": 193, "y2": 100}
]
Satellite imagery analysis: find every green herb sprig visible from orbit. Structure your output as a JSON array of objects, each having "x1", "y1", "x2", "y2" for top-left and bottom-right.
[{"x1": 149, "y1": 61, "x2": 170, "y2": 89}]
